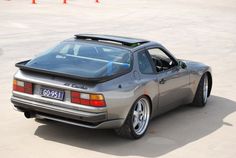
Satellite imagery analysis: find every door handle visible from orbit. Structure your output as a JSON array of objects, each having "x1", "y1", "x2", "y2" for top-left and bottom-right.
[{"x1": 159, "y1": 78, "x2": 166, "y2": 84}]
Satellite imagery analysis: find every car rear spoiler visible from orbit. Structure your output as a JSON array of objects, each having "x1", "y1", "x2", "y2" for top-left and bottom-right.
[{"x1": 15, "y1": 60, "x2": 128, "y2": 83}]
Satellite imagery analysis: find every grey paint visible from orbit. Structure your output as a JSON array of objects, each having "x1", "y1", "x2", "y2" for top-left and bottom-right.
[{"x1": 11, "y1": 40, "x2": 212, "y2": 129}]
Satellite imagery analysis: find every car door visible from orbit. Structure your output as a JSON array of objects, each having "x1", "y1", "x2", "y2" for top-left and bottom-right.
[{"x1": 146, "y1": 47, "x2": 190, "y2": 113}]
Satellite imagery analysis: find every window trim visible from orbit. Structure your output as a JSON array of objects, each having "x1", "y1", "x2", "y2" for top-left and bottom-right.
[{"x1": 145, "y1": 46, "x2": 179, "y2": 74}]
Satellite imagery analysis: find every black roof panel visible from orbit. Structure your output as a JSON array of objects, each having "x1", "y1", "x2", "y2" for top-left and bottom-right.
[{"x1": 74, "y1": 34, "x2": 149, "y2": 47}]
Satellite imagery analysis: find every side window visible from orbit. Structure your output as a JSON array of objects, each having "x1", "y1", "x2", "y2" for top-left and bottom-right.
[
  {"x1": 138, "y1": 51, "x2": 155, "y2": 74},
  {"x1": 147, "y1": 48, "x2": 176, "y2": 72}
]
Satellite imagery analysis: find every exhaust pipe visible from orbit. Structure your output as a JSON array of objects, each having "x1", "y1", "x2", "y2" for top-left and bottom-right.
[{"x1": 24, "y1": 112, "x2": 35, "y2": 119}]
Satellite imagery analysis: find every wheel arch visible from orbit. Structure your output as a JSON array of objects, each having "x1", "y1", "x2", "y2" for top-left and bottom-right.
[
  {"x1": 143, "y1": 94, "x2": 153, "y2": 117},
  {"x1": 128, "y1": 94, "x2": 153, "y2": 119},
  {"x1": 115, "y1": 94, "x2": 153, "y2": 139}
]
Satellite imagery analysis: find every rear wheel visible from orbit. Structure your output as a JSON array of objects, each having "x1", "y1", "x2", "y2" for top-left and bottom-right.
[
  {"x1": 192, "y1": 74, "x2": 209, "y2": 107},
  {"x1": 115, "y1": 96, "x2": 151, "y2": 139}
]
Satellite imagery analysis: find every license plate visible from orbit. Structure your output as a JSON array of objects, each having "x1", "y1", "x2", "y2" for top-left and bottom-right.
[{"x1": 40, "y1": 87, "x2": 65, "y2": 101}]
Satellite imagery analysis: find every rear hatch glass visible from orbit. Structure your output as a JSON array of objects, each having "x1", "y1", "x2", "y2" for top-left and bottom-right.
[{"x1": 25, "y1": 41, "x2": 132, "y2": 79}]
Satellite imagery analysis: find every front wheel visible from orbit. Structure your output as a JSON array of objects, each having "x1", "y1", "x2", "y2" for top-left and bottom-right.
[
  {"x1": 192, "y1": 74, "x2": 209, "y2": 107},
  {"x1": 115, "y1": 96, "x2": 151, "y2": 139}
]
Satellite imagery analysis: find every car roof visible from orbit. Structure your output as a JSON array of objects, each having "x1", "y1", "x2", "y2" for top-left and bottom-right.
[
  {"x1": 64, "y1": 34, "x2": 162, "y2": 51},
  {"x1": 74, "y1": 34, "x2": 149, "y2": 45}
]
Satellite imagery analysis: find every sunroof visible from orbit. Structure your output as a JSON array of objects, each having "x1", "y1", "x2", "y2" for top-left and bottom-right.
[{"x1": 74, "y1": 34, "x2": 149, "y2": 47}]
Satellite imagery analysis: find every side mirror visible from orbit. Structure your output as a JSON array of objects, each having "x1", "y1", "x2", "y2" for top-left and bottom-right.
[{"x1": 179, "y1": 60, "x2": 187, "y2": 69}]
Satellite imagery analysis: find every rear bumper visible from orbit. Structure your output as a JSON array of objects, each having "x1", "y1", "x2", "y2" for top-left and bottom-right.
[{"x1": 11, "y1": 95, "x2": 124, "y2": 129}]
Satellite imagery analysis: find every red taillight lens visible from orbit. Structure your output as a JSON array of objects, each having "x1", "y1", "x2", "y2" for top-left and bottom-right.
[
  {"x1": 71, "y1": 91, "x2": 81, "y2": 104},
  {"x1": 24, "y1": 82, "x2": 33, "y2": 94},
  {"x1": 90, "y1": 100, "x2": 106, "y2": 107},
  {"x1": 70, "y1": 91, "x2": 106, "y2": 107},
  {"x1": 81, "y1": 99, "x2": 90, "y2": 105},
  {"x1": 13, "y1": 79, "x2": 33, "y2": 94},
  {"x1": 71, "y1": 91, "x2": 80, "y2": 98}
]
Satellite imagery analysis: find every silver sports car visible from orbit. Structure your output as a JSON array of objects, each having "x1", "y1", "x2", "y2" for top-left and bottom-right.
[{"x1": 11, "y1": 34, "x2": 212, "y2": 139}]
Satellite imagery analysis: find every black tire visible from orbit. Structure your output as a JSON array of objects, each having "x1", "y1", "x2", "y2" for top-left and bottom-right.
[
  {"x1": 192, "y1": 74, "x2": 208, "y2": 107},
  {"x1": 115, "y1": 96, "x2": 151, "y2": 139}
]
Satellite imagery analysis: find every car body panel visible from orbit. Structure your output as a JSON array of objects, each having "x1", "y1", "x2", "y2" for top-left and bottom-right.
[
  {"x1": 154, "y1": 66, "x2": 190, "y2": 114},
  {"x1": 11, "y1": 35, "x2": 212, "y2": 129}
]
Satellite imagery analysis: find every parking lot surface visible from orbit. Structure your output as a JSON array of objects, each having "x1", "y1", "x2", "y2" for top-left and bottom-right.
[{"x1": 0, "y1": 0, "x2": 236, "y2": 157}]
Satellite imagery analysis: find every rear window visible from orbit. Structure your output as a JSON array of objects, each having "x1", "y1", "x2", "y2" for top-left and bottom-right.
[{"x1": 26, "y1": 42, "x2": 132, "y2": 78}]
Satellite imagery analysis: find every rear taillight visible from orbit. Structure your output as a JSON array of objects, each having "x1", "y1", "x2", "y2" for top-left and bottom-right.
[
  {"x1": 13, "y1": 79, "x2": 33, "y2": 94},
  {"x1": 71, "y1": 91, "x2": 106, "y2": 107}
]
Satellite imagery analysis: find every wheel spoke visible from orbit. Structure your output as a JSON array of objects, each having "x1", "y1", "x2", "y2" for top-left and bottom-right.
[
  {"x1": 133, "y1": 110, "x2": 139, "y2": 118},
  {"x1": 133, "y1": 118, "x2": 139, "y2": 128},
  {"x1": 137, "y1": 102, "x2": 142, "y2": 112},
  {"x1": 137, "y1": 121, "x2": 142, "y2": 129}
]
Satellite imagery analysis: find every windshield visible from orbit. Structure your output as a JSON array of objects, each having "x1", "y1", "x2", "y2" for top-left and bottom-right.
[{"x1": 26, "y1": 42, "x2": 132, "y2": 78}]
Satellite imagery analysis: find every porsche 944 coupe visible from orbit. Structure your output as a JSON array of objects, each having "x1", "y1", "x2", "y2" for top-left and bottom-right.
[{"x1": 11, "y1": 34, "x2": 212, "y2": 139}]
